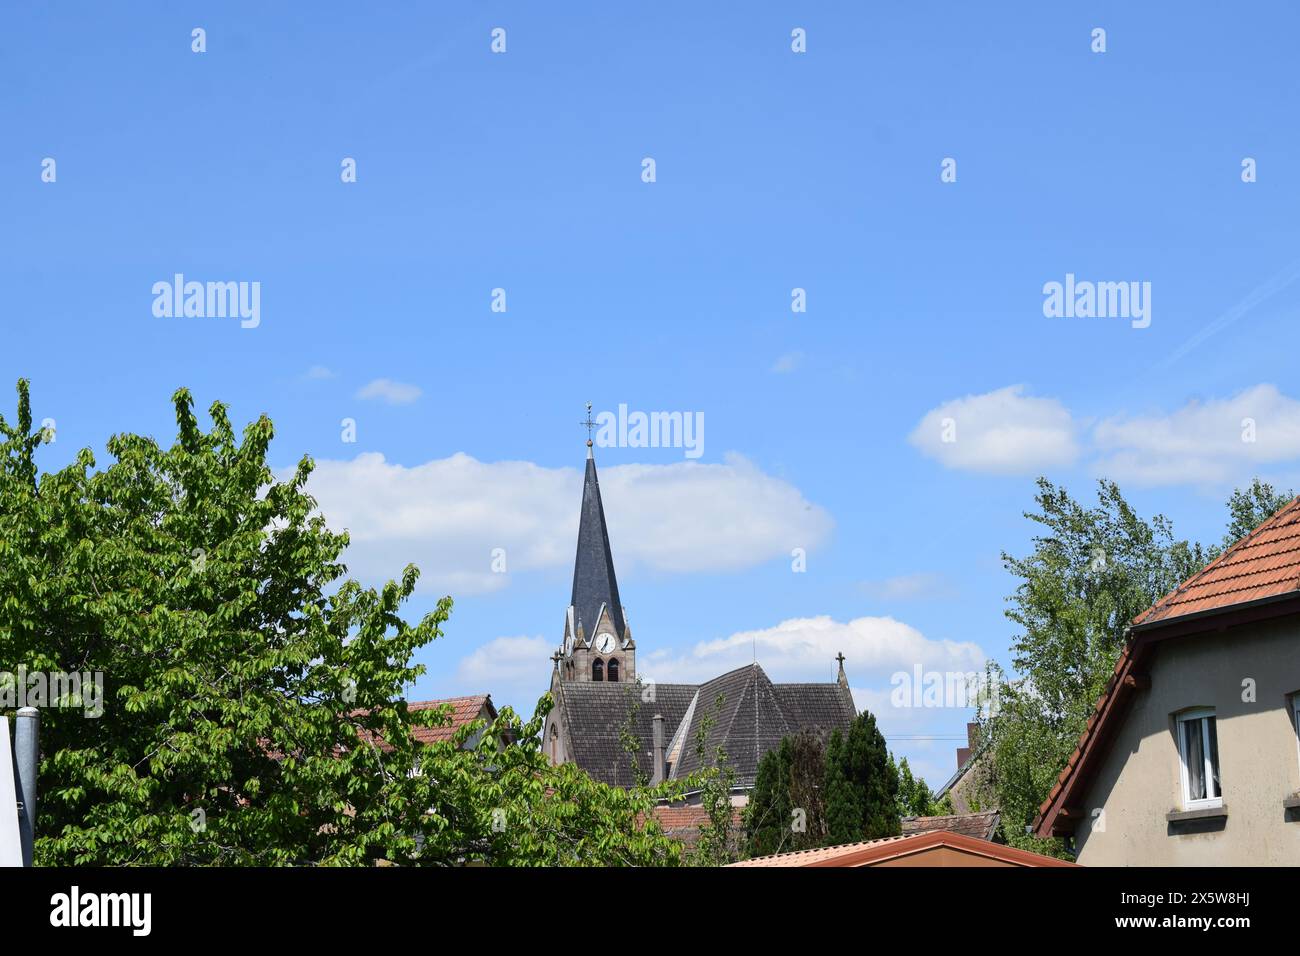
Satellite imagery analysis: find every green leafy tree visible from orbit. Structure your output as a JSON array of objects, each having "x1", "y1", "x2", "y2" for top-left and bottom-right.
[
  {"x1": 617, "y1": 677, "x2": 649, "y2": 788},
  {"x1": 823, "y1": 711, "x2": 899, "y2": 845},
  {"x1": 896, "y1": 757, "x2": 938, "y2": 817},
  {"x1": 0, "y1": 381, "x2": 683, "y2": 866},
  {"x1": 981, "y1": 479, "x2": 1203, "y2": 852},
  {"x1": 686, "y1": 693, "x2": 737, "y2": 866}
]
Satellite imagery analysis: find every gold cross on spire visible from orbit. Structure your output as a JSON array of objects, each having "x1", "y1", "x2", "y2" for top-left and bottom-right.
[{"x1": 580, "y1": 401, "x2": 596, "y2": 449}]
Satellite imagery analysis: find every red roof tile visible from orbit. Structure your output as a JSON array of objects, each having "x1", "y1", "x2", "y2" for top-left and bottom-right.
[
  {"x1": 647, "y1": 805, "x2": 744, "y2": 848},
  {"x1": 354, "y1": 695, "x2": 497, "y2": 751},
  {"x1": 406, "y1": 696, "x2": 494, "y2": 745},
  {"x1": 1134, "y1": 496, "x2": 1300, "y2": 626}
]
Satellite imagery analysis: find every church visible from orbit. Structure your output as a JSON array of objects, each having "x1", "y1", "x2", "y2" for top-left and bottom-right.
[{"x1": 544, "y1": 431, "x2": 858, "y2": 802}]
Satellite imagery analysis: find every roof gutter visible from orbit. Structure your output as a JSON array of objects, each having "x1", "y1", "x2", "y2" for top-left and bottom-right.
[{"x1": 1131, "y1": 589, "x2": 1300, "y2": 637}]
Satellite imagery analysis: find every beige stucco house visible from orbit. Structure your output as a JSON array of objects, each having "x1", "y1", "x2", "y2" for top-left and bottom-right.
[{"x1": 1035, "y1": 498, "x2": 1300, "y2": 865}]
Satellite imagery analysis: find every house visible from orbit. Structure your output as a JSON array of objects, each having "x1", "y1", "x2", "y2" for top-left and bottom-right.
[
  {"x1": 543, "y1": 440, "x2": 857, "y2": 800},
  {"x1": 1035, "y1": 497, "x2": 1300, "y2": 865},
  {"x1": 728, "y1": 829, "x2": 1075, "y2": 867},
  {"x1": 356, "y1": 695, "x2": 506, "y2": 752},
  {"x1": 935, "y1": 721, "x2": 995, "y2": 814},
  {"x1": 407, "y1": 695, "x2": 502, "y2": 749}
]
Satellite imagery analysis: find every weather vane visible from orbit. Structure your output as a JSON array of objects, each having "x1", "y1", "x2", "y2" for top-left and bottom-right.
[{"x1": 580, "y1": 401, "x2": 596, "y2": 448}]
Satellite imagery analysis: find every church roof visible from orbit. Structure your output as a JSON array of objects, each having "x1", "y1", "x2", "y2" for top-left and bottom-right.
[
  {"x1": 570, "y1": 454, "x2": 626, "y2": 641},
  {"x1": 671, "y1": 664, "x2": 858, "y2": 789},
  {"x1": 557, "y1": 681, "x2": 697, "y2": 788},
  {"x1": 557, "y1": 663, "x2": 857, "y2": 790}
]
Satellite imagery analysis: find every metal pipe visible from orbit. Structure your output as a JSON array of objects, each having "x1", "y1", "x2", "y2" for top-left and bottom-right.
[{"x1": 14, "y1": 707, "x2": 39, "y2": 867}]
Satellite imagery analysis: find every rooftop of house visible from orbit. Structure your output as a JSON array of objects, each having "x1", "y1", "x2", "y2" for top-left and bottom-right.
[
  {"x1": 354, "y1": 695, "x2": 499, "y2": 751},
  {"x1": 406, "y1": 695, "x2": 497, "y2": 745},
  {"x1": 901, "y1": 810, "x2": 1000, "y2": 841}
]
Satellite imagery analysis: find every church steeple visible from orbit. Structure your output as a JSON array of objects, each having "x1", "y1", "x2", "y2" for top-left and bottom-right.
[
  {"x1": 556, "y1": 404, "x2": 634, "y2": 686},
  {"x1": 570, "y1": 445, "x2": 626, "y2": 642}
]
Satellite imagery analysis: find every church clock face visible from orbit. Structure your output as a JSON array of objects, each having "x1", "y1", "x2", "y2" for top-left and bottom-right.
[{"x1": 595, "y1": 632, "x2": 616, "y2": 654}]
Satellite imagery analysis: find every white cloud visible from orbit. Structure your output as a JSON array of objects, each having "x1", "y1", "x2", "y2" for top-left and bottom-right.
[
  {"x1": 297, "y1": 451, "x2": 832, "y2": 594},
  {"x1": 303, "y1": 365, "x2": 336, "y2": 381},
  {"x1": 356, "y1": 378, "x2": 422, "y2": 405},
  {"x1": 911, "y1": 382, "x2": 1300, "y2": 488},
  {"x1": 640, "y1": 614, "x2": 985, "y2": 689},
  {"x1": 1092, "y1": 384, "x2": 1300, "y2": 486},
  {"x1": 457, "y1": 635, "x2": 551, "y2": 686},
  {"x1": 909, "y1": 385, "x2": 1079, "y2": 475}
]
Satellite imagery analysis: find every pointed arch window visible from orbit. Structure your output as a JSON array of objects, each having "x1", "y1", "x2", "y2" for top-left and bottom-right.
[
  {"x1": 592, "y1": 658, "x2": 604, "y2": 682},
  {"x1": 607, "y1": 658, "x2": 620, "y2": 682}
]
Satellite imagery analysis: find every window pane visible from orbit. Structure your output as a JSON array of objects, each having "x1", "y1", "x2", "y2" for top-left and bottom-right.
[
  {"x1": 1184, "y1": 718, "x2": 1206, "y2": 801},
  {"x1": 1205, "y1": 717, "x2": 1221, "y2": 799}
]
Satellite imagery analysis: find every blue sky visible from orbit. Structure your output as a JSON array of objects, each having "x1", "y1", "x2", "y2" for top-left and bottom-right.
[{"x1": 5, "y1": 2, "x2": 1300, "y2": 786}]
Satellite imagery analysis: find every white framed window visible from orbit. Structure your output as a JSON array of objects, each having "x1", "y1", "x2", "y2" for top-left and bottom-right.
[{"x1": 1176, "y1": 708, "x2": 1223, "y2": 810}]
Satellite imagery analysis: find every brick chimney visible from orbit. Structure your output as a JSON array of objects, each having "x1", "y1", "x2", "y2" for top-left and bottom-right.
[{"x1": 955, "y1": 721, "x2": 979, "y2": 771}]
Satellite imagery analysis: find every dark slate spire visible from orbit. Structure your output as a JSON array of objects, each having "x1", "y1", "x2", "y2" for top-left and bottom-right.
[{"x1": 571, "y1": 448, "x2": 626, "y2": 641}]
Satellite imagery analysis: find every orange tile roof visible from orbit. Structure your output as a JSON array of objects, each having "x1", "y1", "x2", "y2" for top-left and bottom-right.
[
  {"x1": 1134, "y1": 496, "x2": 1300, "y2": 627},
  {"x1": 729, "y1": 834, "x2": 912, "y2": 867},
  {"x1": 647, "y1": 805, "x2": 744, "y2": 847},
  {"x1": 651, "y1": 805, "x2": 715, "y2": 829},
  {"x1": 354, "y1": 695, "x2": 496, "y2": 751},
  {"x1": 728, "y1": 829, "x2": 1075, "y2": 867},
  {"x1": 406, "y1": 696, "x2": 494, "y2": 745}
]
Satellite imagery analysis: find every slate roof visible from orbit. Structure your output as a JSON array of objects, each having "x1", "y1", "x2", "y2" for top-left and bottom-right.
[
  {"x1": 558, "y1": 681, "x2": 697, "y2": 788},
  {"x1": 561, "y1": 663, "x2": 857, "y2": 789},
  {"x1": 570, "y1": 454, "x2": 626, "y2": 640},
  {"x1": 901, "y1": 810, "x2": 1000, "y2": 841}
]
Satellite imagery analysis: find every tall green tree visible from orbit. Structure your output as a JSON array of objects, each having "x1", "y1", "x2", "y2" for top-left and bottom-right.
[
  {"x1": 742, "y1": 730, "x2": 826, "y2": 857},
  {"x1": 743, "y1": 740, "x2": 793, "y2": 857},
  {"x1": 823, "y1": 711, "x2": 899, "y2": 845},
  {"x1": 0, "y1": 380, "x2": 684, "y2": 866}
]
